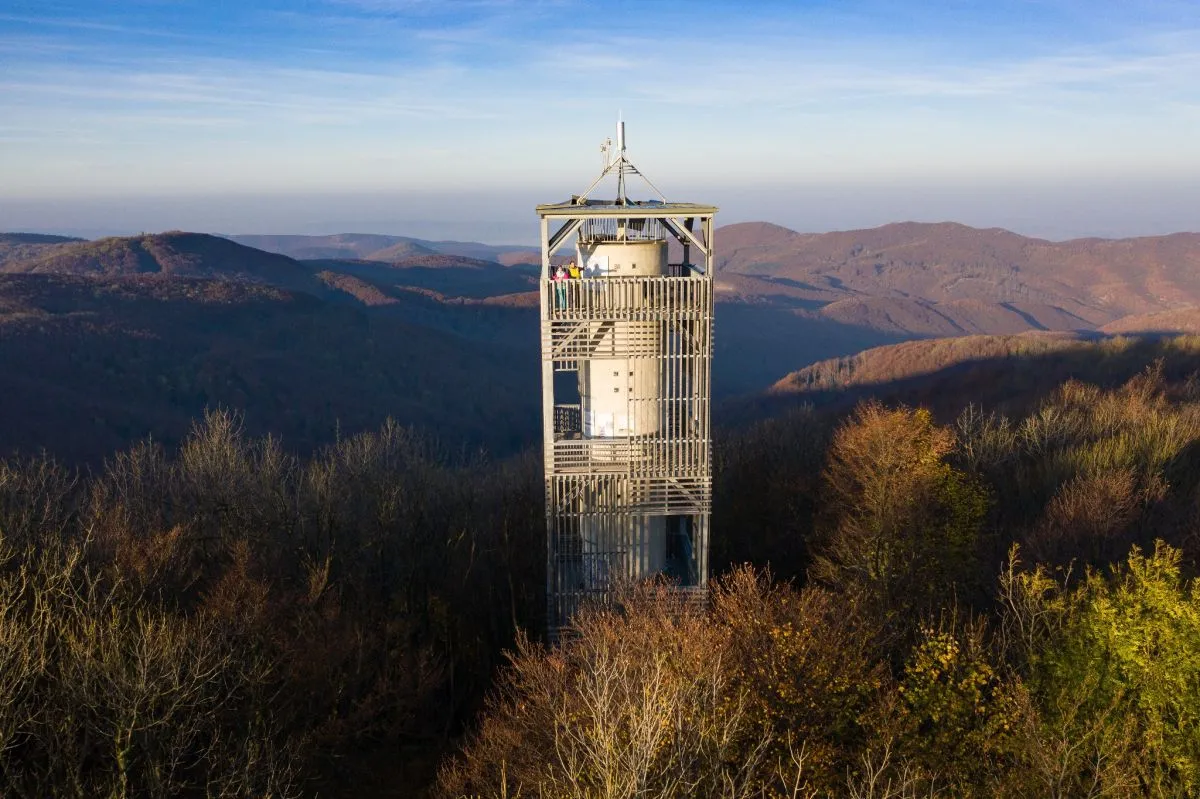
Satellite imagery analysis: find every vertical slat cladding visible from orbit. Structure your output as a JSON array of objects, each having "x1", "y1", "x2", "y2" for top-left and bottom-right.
[{"x1": 542, "y1": 216, "x2": 716, "y2": 632}]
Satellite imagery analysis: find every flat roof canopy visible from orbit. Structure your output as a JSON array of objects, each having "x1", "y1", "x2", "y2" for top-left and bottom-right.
[{"x1": 536, "y1": 198, "x2": 718, "y2": 218}]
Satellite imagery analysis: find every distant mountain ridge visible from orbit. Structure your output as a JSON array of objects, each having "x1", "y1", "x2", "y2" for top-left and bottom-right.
[
  {"x1": 0, "y1": 233, "x2": 86, "y2": 245},
  {"x1": 226, "y1": 232, "x2": 542, "y2": 266},
  {"x1": 1, "y1": 232, "x2": 346, "y2": 301},
  {"x1": 716, "y1": 220, "x2": 1200, "y2": 332},
  {"x1": 0, "y1": 232, "x2": 89, "y2": 270},
  {"x1": 5, "y1": 221, "x2": 1200, "y2": 465},
  {"x1": 768, "y1": 303, "x2": 1200, "y2": 403}
]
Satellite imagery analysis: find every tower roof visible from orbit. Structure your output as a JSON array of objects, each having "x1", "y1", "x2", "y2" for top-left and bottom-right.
[
  {"x1": 535, "y1": 198, "x2": 718, "y2": 218},
  {"x1": 539, "y1": 121, "x2": 717, "y2": 218}
]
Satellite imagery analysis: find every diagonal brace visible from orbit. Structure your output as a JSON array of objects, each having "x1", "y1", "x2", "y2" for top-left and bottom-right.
[
  {"x1": 547, "y1": 218, "x2": 583, "y2": 255},
  {"x1": 664, "y1": 217, "x2": 709, "y2": 257}
]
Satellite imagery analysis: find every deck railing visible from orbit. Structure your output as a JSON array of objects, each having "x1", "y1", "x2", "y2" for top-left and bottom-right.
[
  {"x1": 549, "y1": 472, "x2": 711, "y2": 515},
  {"x1": 577, "y1": 217, "x2": 668, "y2": 242},
  {"x1": 543, "y1": 274, "x2": 711, "y2": 321}
]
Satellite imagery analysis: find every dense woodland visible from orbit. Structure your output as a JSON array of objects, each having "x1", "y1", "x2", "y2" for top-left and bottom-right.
[{"x1": 3, "y1": 336, "x2": 1200, "y2": 796}]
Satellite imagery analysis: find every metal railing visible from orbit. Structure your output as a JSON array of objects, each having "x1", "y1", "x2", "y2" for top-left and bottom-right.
[
  {"x1": 578, "y1": 217, "x2": 667, "y2": 242},
  {"x1": 551, "y1": 437, "x2": 710, "y2": 477},
  {"x1": 549, "y1": 473, "x2": 711, "y2": 515},
  {"x1": 543, "y1": 275, "x2": 711, "y2": 322}
]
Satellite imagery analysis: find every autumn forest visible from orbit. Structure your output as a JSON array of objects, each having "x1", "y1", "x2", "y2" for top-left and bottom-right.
[{"x1": 3, "y1": 333, "x2": 1200, "y2": 797}]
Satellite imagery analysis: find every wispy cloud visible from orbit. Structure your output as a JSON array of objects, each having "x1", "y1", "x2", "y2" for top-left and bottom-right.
[
  {"x1": 0, "y1": 12, "x2": 209, "y2": 41},
  {"x1": 535, "y1": 26, "x2": 1200, "y2": 107},
  {"x1": 1, "y1": 59, "x2": 500, "y2": 125},
  {"x1": 2, "y1": 0, "x2": 1199, "y2": 198}
]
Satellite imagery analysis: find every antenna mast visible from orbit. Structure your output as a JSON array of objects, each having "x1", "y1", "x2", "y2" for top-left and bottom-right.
[
  {"x1": 616, "y1": 119, "x2": 627, "y2": 205},
  {"x1": 576, "y1": 119, "x2": 667, "y2": 204}
]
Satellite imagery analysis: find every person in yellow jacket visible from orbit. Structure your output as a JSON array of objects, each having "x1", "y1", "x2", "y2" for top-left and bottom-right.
[{"x1": 567, "y1": 261, "x2": 581, "y2": 280}]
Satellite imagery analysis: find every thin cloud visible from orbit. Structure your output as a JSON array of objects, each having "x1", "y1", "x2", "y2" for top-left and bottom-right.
[
  {"x1": 532, "y1": 30, "x2": 1200, "y2": 107},
  {"x1": 1, "y1": 55, "x2": 503, "y2": 126},
  {"x1": 0, "y1": 12, "x2": 207, "y2": 41},
  {"x1": 2, "y1": 1, "x2": 1198, "y2": 198}
]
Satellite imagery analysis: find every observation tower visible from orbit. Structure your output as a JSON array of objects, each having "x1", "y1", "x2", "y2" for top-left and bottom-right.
[{"x1": 536, "y1": 124, "x2": 717, "y2": 634}]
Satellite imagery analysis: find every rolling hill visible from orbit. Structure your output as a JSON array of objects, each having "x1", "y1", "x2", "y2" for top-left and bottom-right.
[
  {"x1": 0, "y1": 272, "x2": 538, "y2": 464},
  {"x1": 0, "y1": 234, "x2": 550, "y2": 463},
  {"x1": 3, "y1": 232, "x2": 323, "y2": 292},
  {"x1": 751, "y1": 303, "x2": 1200, "y2": 426},
  {"x1": 716, "y1": 220, "x2": 1200, "y2": 331},
  {"x1": 0, "y1": 232, "x2": 87, "y2": 269},
  {"x1": 768, "y1": 331, "x2": 1089, "y2": 396},
  {"x1": 1100, "y1": 307, "x2": 1200, "y2": 335},
  {"x1": 227, "y1": 232, "x2": 542, "y2": 266},
  {"x1": 5, "y1": 220, "x2": 1200, "y2": 465}
]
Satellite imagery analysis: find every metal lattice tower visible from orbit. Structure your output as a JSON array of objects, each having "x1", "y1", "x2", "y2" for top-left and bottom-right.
[{"x1": 536, "y1": 123, "x2": 717, "y2": 636}]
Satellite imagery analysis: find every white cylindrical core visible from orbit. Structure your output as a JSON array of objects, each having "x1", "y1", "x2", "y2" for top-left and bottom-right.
[
  {"x1": 577, "y1": 240, "x2": 667, "y2": 441},
  {"x1": 577, "y1": 238, "x2": 667, "y2": 279},
  {"x1": 573, "y1": 236, "x2": 674, "y2": 584}
]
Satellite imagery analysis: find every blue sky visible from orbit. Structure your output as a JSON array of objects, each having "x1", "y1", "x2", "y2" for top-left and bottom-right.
[{"x1": 2, "y1": 0, "x2": 1199, "y2": 240}]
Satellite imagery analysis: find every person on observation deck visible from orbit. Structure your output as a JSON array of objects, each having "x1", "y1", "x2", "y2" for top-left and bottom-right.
[
  {"x1": 567, "y1": 261, "x2": 581, "y2": 280},
  {"x1": 553, "y1": 264, "x2": 568, "y2": 308}
]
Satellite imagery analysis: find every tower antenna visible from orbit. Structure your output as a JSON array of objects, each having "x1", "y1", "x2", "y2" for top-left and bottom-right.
[
  {"x1": 615, "y1": 118, "x2": 627, "y2": 204},
  {"x1": 576, "y1": 119, "x2": 667, "y2": 204}
]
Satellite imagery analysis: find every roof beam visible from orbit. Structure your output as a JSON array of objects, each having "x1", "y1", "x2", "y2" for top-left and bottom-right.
[
  {"x1": 665, "y1": 217, "x2": 708, "y2": 256},
  {"x1": 546, "y1": 218, "x2": 583, "y2": 255}
]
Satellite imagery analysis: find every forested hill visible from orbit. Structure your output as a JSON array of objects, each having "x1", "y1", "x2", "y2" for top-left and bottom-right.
[
  {"x1": 7, "y1": 222, "x2": 1200, "y2": 467},
  {"x1": 745, "y1": 308, "x2": 1200, "y2": 422},
  {"x1": 1, "y1": 231, "x2": 346, "y2": 295},
  {"x1": 716, "y1": 220, "x2": 1200, "y2": 321},
  {"x1": 0, "y1": 232, "x2": 87, "y2": 269},
  {"x1": 4, "y1": 334, "x2": 1200, "y2": 795},
  {"x1": 0, "y1": 232, "x2": 542, "y2": 463},
  {"x1": 0, "y1": 273, "x2": 538, "y2": 464},
  {"x1": 227, "y1": 231, "x2": 543, "y2": 266}
]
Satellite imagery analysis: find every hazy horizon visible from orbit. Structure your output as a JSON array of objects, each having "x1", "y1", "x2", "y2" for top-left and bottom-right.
[{"x1": 4, "y1": 177, "x2": 1199, "y2": 245}]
